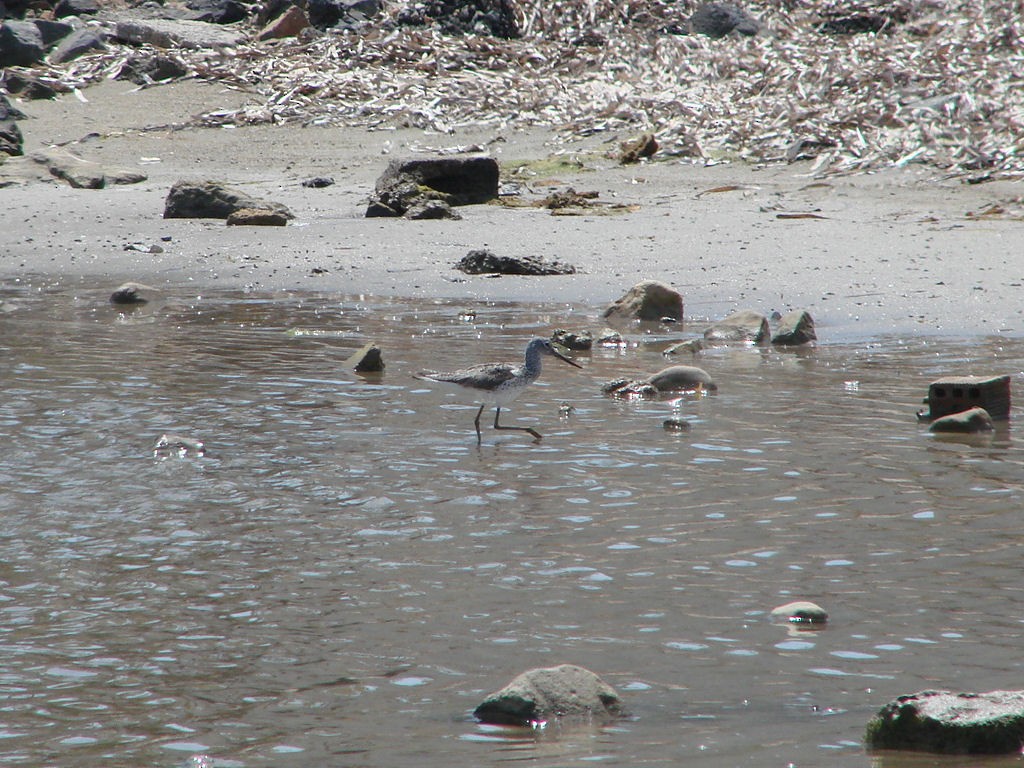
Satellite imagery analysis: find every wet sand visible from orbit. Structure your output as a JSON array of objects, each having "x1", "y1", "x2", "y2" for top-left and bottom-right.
[{"x1": 2, "y1": 78, "x2": 1022, "y2": 340}]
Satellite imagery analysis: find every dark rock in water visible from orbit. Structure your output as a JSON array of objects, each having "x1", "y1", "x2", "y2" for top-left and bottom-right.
[
  {"x1": 397, "y1": 0, "x2": 520, "y2": 38},
  {"x1": 367, "y1": 156, "x2": 499, "y2": 217},
  {"x1": 604, "y1": 364, "x2": 715, "y2": 398},
  {"x1": 704, "y1": 310, "x2": 769, "y2": 344},
  {"x1": 552, "y1": 329, "x2": 592, "y2": 351},
  {"x1": 49, "y1": 28, "x2": 106, "y2": 65},
  {"x1": 929, "y1": 406, "x2": 994, "y2": 434},
  {"x1": 457, "y1": 249, "x2": 575, "y2": 276},
  {"x1": 596, "y1": 328, "x2": 624, "y2": 346},
  {"x1": 603, "y1": 378, "x2": 659, "y2": 398},
  {"x1": 770, "y1": 601, "x2": 828, "y2": 625},
  {"x1": 474, "y1": 664, "x2": 624, "y2": 726},
  {"x1": 771, "y1": 310, "x2": 816, "y2": 346},
  {"x1": 603, "y1": 280, "x2": 683, "y2": 323},
  {"x1": 185, "y1": 0, "x2": 249, "y2": 24},
  {"x1": 346, "y1": 342, "x2": 385, "y2": 373},
  {"x1": 0, "y1": 20, "x2": 46, "y2": 67},
  {"x1": 664, "y1": 338, "x2": 707, "y2": 356},
  {"x1": 302, "y1": 176, "x2": 335, "y2": 188},
  {"x1": 690, "y1": 2, "x2": 761, "y2": 38},
  {"x1": 54, "y1": 0, "x2": 101, "y2": 17},
  {"x1": 164, "y1": 180, "x2": 293, "y2": 220},
  {"x1": 154, "y1": 433, "x2": 206, "y2": 458},
  {"x1": 619, "y1": 132, "x2": 658, "y2": 164},
  {"x1": 111, "y1": 282, "x2": 160, "y2": 305},
  {"x1": 0, "y1": 94, "x2": 24, "y2": 157},
  {"x1": 663, "y1": 417, "x2": 691, "y2": 432},
  {"x1": 226, "y1": 207, "x2": 290, "y2": 226},
  {"x1": 866, "y1": 690, "x2": 1024, "y2": 754},
  {"x1": 116, "y1": 53, "x2": 190, "y2": 85},
  {"x1": 648, "y1": 365, "x2": 717, "y2": 392}
]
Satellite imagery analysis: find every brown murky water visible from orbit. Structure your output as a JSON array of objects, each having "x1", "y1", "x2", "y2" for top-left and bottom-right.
[{"x1": 2, "y1": 280, "x2": 1023, "y2": 768}]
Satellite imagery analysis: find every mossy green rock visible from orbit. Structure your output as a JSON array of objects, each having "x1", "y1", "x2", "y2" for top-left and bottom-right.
[{"x1": 866, "y1": 690, "x2": 1024, "y2": 754}]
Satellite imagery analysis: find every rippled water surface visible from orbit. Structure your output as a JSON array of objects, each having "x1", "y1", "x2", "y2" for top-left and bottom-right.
[{"x1": 2, "y1": 281, "x2": 1024, "y2": 768}]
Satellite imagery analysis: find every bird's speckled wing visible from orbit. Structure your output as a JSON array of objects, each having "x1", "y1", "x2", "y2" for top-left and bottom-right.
[{"x1": 417, "y1": 363, "x2": 518, "y2": 390}]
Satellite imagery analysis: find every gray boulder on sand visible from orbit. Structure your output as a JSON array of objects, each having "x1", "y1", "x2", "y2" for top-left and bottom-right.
[
  {"x1": 704, "y1": 309, "x2": 769, "y2": 344},
  {"x1": 164, "y1": 180, "x2": 294, "y2": 220},
  {"x1": 603, "y1": 280, "x2": 683, "y2": 323},
  {"x1": 474, "y1": 664, "x2": 625, "y2": 726},
  {"x1": 366, "y1": 156, "x2": 499, "y2": 217},
  {"x1": 866, "y1": 690, "x2": 1024, "y2": 754}
]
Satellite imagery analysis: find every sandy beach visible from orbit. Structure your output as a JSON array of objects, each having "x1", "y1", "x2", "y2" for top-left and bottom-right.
[{"x1": 2, "y1": 77, "x2": 1022, "y2": 340}]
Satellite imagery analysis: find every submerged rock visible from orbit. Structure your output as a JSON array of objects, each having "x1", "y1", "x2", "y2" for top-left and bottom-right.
[
  {"x1": 552, "y1": 329, "x2": 592, "y2": 351},
  {"x1": 110, "y1": 282, "x2": 160, "y2": 305},
  {"x1": 605, "y1": 365, "x2": 716, "y2": 398},
  {"x1": 648, "y1": 365, "x2": 717, "y2": 392},
  {"x1": 866, "y1": 690, "x2": 1024, "y2": 754},
  {"x1": 664, "y1": 338, "x2": 707, "y2": 356},
  {"x1": 346, "y1": 343, "x2": 385, "y2": 373},
  {"x1": 474, "y1": 664, "x2": 625, "y2": 726},
  {"x1": 154, "y1": 433, "x2": 206, "y2": 459},
  {"x1": 771, "y1": 310, "x2": 816, "y2": 346},
  {"x1": 704, "y1": 310, "x2": 769, "y2": 344},
  {"x1": 770, "y1": 601, "x2": 828, "y2": 625},
  {"x1": 929, "y1": 406, "x2": 994, "y2": 434},
  {"x1": 603, "y1": 280, "x2": 683, "y2": 323}
]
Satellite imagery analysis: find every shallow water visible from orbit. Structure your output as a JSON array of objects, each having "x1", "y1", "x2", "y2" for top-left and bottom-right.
[{"x1": 1, "y1": 280, "x2": 1023, "y2": 768}]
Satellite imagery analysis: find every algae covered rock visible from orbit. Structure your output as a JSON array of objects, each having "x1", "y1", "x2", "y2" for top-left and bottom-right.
[{"x1": 866, "y1": 690, "x2": 1024, "y2": 754}]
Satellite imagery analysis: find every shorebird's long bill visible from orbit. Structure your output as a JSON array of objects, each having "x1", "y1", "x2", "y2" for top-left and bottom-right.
[{"x1": 551, "y1": 346, "x2": 583, "y2": 368}]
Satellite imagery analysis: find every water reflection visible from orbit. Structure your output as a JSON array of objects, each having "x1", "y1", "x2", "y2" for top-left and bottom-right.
[{"x1": 0, "y1": 281, "x2": 1022, "y2": 767}]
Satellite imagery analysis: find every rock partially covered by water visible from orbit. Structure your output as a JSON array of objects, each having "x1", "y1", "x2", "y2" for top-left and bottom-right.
[
  {"x1": 366, "y1": 156, "x2": 499, "y2": 217},
  {"x1": 110, "y1": 282, "x2": 160, "y2": 305},
  {"x1": 552, "y1": 329, "x2": 592, "y2": 351},
  {"x1": 457, "y1": 249, "x2": 575, "y2": 276},
  {"x1": 164, "y1": 180, "x2": 293, "y2": 220},
  {"x1": 866, "y1": 690, "x2": 1024, "y2": 754},
  {"x1": 704, "y1": 310, "x2": 769, "y2": 344},
  {"x1": 648, "y1": 365, "x2": 717, "y2": 392},
  {"x1": 605, "y1": 365, "x2": 716, "y2": 398},
  {"x1": 770, "y1": 601, "x2": 828, "y2": 625},
  {"x1": 474, "y1": 664, "x2": 625, "y2": 726},
  {"x1": 929, "y1": 406, "x2": 994, "y2": 434},
  {"x1": 346, "y1": 342, "x2": 385, "y2": 373},
  {"x1": 771, "y1": 310, "x2": 816, "y2": 346},
  {"x1": 154, "y1": 433, "x2": 206, "y2": 459},
  {"x1": 603, "y1": 280, "x2": 683, "y2": 323}
]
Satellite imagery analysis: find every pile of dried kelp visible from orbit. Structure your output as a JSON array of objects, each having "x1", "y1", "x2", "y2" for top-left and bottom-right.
[{"x1": 30, "y1": 0, "x2": 1024, "y2": 178}]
